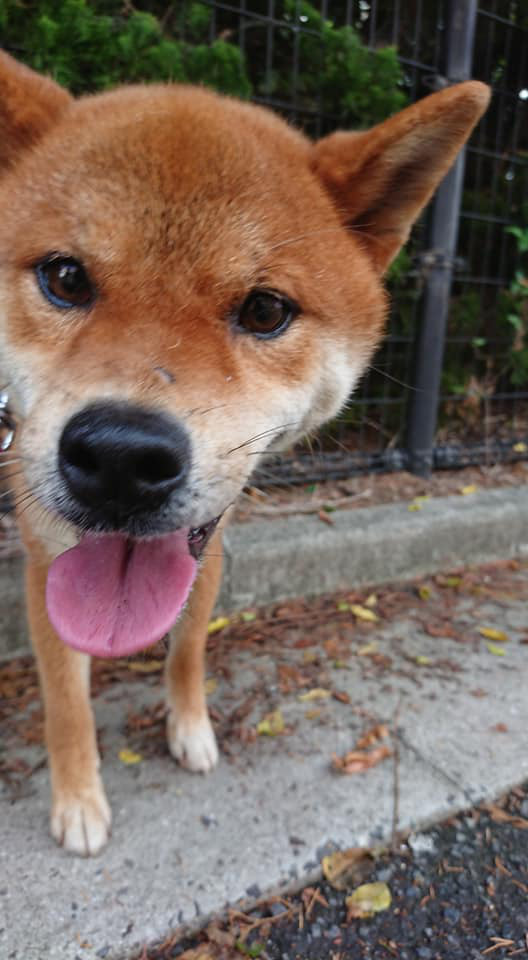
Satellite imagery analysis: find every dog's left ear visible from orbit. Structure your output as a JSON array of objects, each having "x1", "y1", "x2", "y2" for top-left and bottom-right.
[{"x1": 312, "y1": 81, "x2": 490, "y2": 273}]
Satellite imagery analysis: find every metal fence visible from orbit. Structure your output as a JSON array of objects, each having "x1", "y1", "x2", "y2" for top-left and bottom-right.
[{"x1": 203, "y1": 0, "x2": 528, "y2": 484}]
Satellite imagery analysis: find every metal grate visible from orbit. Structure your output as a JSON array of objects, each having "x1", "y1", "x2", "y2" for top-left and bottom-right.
[{"x1": 203, "y1": 0, "x2": 527, "y2": 485}]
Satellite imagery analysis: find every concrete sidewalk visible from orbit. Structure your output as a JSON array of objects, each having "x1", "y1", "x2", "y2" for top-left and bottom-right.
[
  {"x1": 2, "y1": 554, "x2": 528, "y2": 959},
  {"x1": 3, "y1": 484, "x2": 528, "y2": 657}
]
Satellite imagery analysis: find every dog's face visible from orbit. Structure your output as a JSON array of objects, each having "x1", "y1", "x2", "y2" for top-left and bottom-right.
[
  {"x1": 0, "y1": 53, "x2": 489, "y2": 656},
  {"x1": 0, "y1": 84, "x2": 384, "y2": 540}
]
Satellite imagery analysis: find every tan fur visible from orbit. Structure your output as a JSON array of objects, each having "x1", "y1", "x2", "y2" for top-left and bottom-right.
[{"x1": 0, "y1": 50, "x2": 489, "y2": 854}]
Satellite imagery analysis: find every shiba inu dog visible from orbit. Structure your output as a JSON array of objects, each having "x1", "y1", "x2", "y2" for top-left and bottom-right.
[{"x1": 0, "y1": 50, "x2": 489, "y2": 855}]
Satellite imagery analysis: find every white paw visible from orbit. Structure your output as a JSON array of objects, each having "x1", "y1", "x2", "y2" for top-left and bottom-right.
[
  {"x1": 167, "y1": 712, "x2": 219, "y2": 773},
  {"x1": 51, "y1": 782, "x2": 111, "y2": 856}
]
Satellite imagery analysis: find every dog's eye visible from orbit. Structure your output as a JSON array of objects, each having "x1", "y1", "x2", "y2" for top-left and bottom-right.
[
  {"x1": 236, "y1": 290, "x2": 297, "y2": 339},
  {"x1": 35, "y1": 256, "x2": 94, "y2": 309}
]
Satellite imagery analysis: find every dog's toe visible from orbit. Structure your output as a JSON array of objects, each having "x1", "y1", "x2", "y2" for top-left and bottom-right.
[
  {"x1": 51, "y1": 785, "x2": 111, "y2": 856},
  {"x1": 167, "y1": 712, "x2": 219, "y2": 773}
]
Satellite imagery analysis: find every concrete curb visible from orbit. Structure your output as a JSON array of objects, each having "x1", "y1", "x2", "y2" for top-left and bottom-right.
[{"x1": 3, "y1": 485, "x2": 528, "y2": 657}]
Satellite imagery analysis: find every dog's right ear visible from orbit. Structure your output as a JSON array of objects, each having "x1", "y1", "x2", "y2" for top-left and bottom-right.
[{"x1": 0, "y1": 51, "x2": 72, "y2": 169}]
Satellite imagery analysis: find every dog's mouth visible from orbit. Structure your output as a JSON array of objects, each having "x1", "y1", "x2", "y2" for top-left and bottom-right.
[{"x1": 45, "y1": 516, "x2": 221, "y2": 659}]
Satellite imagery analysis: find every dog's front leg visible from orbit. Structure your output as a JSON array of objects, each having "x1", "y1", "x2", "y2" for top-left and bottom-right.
[
  {"x1": 26, "y1": 557, "x2": 111, "y2": 856},
  {"x1": 165, "y1": 528, "x2": 223, "y2": 773}
]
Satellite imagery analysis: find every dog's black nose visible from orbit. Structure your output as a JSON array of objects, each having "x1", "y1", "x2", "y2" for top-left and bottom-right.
[{"x1": 59, "y1": 403, "x2": 190, "y2": 520}]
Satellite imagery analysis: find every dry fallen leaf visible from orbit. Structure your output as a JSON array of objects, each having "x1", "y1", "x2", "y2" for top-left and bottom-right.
[
  {"x1": 298, "y1": 688, "x2": 331, "y2": 702},
  {"x1": 118, "y1": 748, "x2": 142, "y2": 765},
  {"x1": 127, "y1": 659, "x2": 164, "y2": 673},
  {"x1": 418, "y1": 585, "x2": 431, "y2": 600},
  {"x1": 350, "y1": 605, "x2": 379, "y2": 623},
  {"x1": 322, "y1": 848, "x2": 375, "y2": 891},
  {"x1": 357, "y1": 641, "x2": 378, "y2": 656},
  {"x1": 257, "y1": 710, "x2": 284, "y2": 736},
  {"x1": 332, "y1": 690, "x2": 351, "y2": 704},
  {"x1": 305, "y1": 708, "x2": 322, "y2": 720},
  {"x1": 346, "y1": 881, "x2": 391, "y2": 919},
  {"x1": 333, "y1": 744, "x2": 391, "y2": 775},
  {"x1": 206, "y1": 921, "x2": 236, "y2": 948},
  {"x1": 415, "y1": 655, "x2": 431, "y2": 666},
  {"x1": 365, "y1": 594, "x2": 377, "y2": 608},
  {"x1": 205, "y1": 678, "x2": 218, "y2": 696},
  {"x1": 178, "y1": 948, "x2": 217, "y2": 960},
  {"x1": 460, "y1": 484, "x2": 478, "y2": 495},
  {"x1": 207, "y1": 616, "x2": 230, "y2": 635},
  {"x1": 513, "y1": 442, "x2": 527, "y2": 453},
  {"x1": 479, "y1": 627, "x2": 509, "y2": 643},
  {"x1": 356, "y1": 723, "x2": 389, "y2": 749},
  {"x1": 485, "y1": 805, "x2": 528, "y2": 829}
]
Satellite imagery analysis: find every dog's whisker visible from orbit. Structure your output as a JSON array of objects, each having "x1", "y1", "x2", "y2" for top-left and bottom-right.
[
  {"x1": 369, "y1": 364, "x2": 423, "y2": 393},
  {"x1": 223, "y1": 421, "x2": 300, "y2": 457}
]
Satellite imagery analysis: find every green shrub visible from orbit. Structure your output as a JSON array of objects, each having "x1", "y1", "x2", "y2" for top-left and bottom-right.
[{"x1": 0, "y1": 0, "x2": 252, "y2": 96}]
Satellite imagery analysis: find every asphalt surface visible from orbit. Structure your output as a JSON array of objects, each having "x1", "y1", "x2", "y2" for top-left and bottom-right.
[{"x1": 162, "y1": 782, "x2": 528, "y2": 960}]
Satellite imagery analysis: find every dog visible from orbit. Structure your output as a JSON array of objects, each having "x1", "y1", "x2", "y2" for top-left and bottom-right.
[{"x1": 0, "y1": 50, "x2": 489, "y2": 855}]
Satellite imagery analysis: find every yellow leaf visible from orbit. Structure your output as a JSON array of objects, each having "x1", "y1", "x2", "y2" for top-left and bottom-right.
[
  {"x1": 322, "y1": 848, "x2": 374, "y2": 891},
  {"x1": 298, "y1": 688, "x2": 331, "y2": 702},
  {"x1": 357, "y1": 641, "x2": 378, "y2": 656},
  {"x1": 346, "y1": 882, "x2": 391, "y2": 919},
  {"x1": 408, "y1": 494, "x2": 431, "y2": 512},
  {"x1": 418, "y1": 585, "x2": 431, "y2": 600},
  {"x1": 127, "y1": 659, "x2": 164, "y2": 673},
  {"x1": 119, "y1": 748, "x2": 142, "y2": 765},
  {"x1": 478, "y1": 627, "x2": 509, "y2": 643},
  {"x1": 365, "y1": 594, "x2": 377, "y2": 608},
  {"x1": 513, "y1": 442, "x2": 527, "y2": 453},
  {"x1": 207, "y1": 616, "x2": 230, "y2": 635},
  {"x1": 350, "y1": 605, "x2": 379, "y2": 623},
  {"x1": 460, "y1": 484, "x2": 478, "y2": 495},
  {"x1": 257, "y1": 710, "x2": 284, "y2": 736},
  {"x1": 415, "y1": 655, "x2": 431, "y2": 665},
  {"x1": 486, "y1": 643, "x2": 506, "y2": 657},
  {"x1": 205, "y1": 677, "x2": 218, "y2": 695},
  {"x1": 444, "y1": 576, "x2": 462, "y2": 588}
]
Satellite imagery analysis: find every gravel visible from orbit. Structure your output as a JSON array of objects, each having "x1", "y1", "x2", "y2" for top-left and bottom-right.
[{"x1": 158, "y1": 783, "x2": 528, "y2": 960}]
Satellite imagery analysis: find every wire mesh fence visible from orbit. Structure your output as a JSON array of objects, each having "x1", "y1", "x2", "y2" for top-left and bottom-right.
[{"x1": 199, "y1": 0, "x2": 527, "y2": 484}]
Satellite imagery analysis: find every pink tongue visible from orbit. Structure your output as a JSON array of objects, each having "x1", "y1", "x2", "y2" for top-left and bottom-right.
[{"x1": 46, "y1": 532, "x2": 197, "y2": 658}]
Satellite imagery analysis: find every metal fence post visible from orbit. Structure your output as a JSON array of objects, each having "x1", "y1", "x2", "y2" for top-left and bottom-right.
[{"x1": 405, "y1": 0, "x2": 479, "y2": 477}]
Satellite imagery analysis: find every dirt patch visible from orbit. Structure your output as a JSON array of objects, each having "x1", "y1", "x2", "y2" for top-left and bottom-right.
[{"x1": 235, "y1": 462, "x2": 528, "y2": 523}]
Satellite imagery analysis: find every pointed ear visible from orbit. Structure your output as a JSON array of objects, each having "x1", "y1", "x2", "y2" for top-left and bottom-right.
[
  {"x1": 0, "y1": 51, "x2": 72, "y2": 170},
  {"x1": 311, "y1": 82, "x2": 490, "y2": 273}
]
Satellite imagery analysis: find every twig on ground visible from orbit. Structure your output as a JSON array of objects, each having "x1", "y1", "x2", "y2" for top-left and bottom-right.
[
  {"x1": 247, "y1": 489, "x2": 372, "y2": 517},
  {"x1": 391, "y1": 696, "x2": 403, "y2": 851}
]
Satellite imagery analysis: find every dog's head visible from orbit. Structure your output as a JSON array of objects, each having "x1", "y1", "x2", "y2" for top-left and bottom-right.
[{"x1": 0, "y1": 52, "x2": 489, "y2": 656}]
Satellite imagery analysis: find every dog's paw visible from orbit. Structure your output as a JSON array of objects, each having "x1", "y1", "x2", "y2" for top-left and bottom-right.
[
  {"x1": 51, "y1": 783, "x2": 111, "y2": 856},
  {"x1": 167, "y1": 711, "x2": 219, "y2": 773}
]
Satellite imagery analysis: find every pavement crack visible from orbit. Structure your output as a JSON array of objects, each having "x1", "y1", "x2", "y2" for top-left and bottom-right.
[{"x1": 397, "y1": 730, "x2": 474, "y2": 805}]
